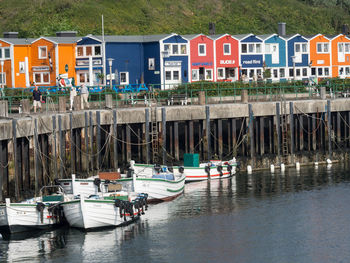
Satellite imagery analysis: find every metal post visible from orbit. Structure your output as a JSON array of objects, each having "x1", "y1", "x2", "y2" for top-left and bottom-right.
[
  {"x1": 290, "y1": 102, "x2": 295, "y2": 163},
  {"x1": 218, "y1": 119, "x2": 223, "y2": 160},
  {"x1": 58, "y1": 115, "x2": 64, "y2": 178},
  {"x1": 145, "y1": 108, "x2": 150, "y2": 164},
  {"x1": 299, "y1": 114, "x2": 304, "y2": 151},
  {"x1": 205, "y1": 105, "x2": 211, "y2": 161},
  {"x1": 162, "y1": 108, "x2": 166, "y2": 164},
  {"x1": 276, "y1": 103, "x2": 281, "y2": 164},
  {"x1": 312, "y1": 113, "x2": 316, "y2": 151},
  {"x1": 113, "y1": 110, "x2": 118, "y2": 170},
  {"x1": 231, "y1": 119, "x2": 237, "y2": 157},
  {"x1": 248, "y1": 104, "x2": 255, "y2": 167},
  {"x1": 260, "y1": 117, "x2": 264, "y2": 155},
  {"x1": 126, "y1": 125, "x2": 131, "y2": 162}
]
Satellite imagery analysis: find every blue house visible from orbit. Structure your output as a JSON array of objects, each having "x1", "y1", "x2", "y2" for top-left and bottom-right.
[
  {"x1": 236, "y1": 34, "x2": 264, "y2": 81},
  {"x1": 143, "y1": 33, "x2": 189, "y2": 89},
  {"x1": 286, "y1": 34, "x2": 310, "y2": 80},
  {"x1": 75, "y1": 35, "x2": 104, "y2": 86},
  {"x1": 259, "y1": 34, "x2": 287, "y2": 81},
  {"x1": 104, "y1": 35, "x2": 144, "y2": 87}
]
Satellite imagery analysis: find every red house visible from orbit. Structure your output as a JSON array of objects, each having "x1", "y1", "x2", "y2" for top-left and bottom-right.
[
  {"x1": 213, "y1": 34, "x2": 240, "y2": 82},
  {"x1": 184, "y1": 34, "x2": 215, "y2": 82}
]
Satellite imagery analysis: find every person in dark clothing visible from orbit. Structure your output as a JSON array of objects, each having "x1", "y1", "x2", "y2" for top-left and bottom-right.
[{"x1": 32, "y1": 83, "x2": 42, "y2": 113}]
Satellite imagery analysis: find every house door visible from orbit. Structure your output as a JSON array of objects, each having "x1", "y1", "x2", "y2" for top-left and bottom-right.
[
  {"x1": 271, "y1": 44, "x2": 279, "y2": 64},
  {"x1": 165, "y1": 66, "x2": 182, "y2": 89},
  {"x1": 338, "y1": 43, "x2": 345, "y2": 63},
  {"x1": 199, "y1": 67, "x2": 205, "y2": 80}
]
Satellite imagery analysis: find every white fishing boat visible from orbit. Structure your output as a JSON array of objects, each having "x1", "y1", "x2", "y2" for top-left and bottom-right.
[
  {"x1": 0, "y1": 186, "x2": 65, "y2": 235},
  {"x1": 117, "y1": 162, "x2": 186, "y2": 202},
  {"x1": 132, "y1": 158, "x2": 238, "y2": 183},
  {"x1": 60, "y1": 192, "x2": 148, "y2": 230}
]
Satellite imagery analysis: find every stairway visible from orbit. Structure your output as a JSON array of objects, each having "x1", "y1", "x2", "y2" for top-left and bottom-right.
[
  {"x1": 280, "y1": 97, "x2": 289, "y2": 162},
  {"x1": 150, "y1": 93, "x2": 159, "y2": 164}
]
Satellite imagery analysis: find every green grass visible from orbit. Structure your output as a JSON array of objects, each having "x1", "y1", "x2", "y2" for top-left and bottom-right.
[{"x1": 1, "y1": 0, "x2": 350, "y2": 37}]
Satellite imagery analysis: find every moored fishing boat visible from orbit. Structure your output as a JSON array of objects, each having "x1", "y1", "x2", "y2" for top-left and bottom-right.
[
  {"x1": 60, "y1": 192, "x2": 148, "y2": 230},
  {"x1": 132, "y1": 158, "x2": 238, "y2": 183},
  {"x1": 0, "y1": 186, "x2": 65, "y2": 235},
  {"x1": 117, "y1": 162, "x2": 186, "y2": 202}
]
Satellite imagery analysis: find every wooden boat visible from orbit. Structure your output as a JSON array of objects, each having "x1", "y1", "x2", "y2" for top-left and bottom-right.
[
  {"x1": 117, "y1": 163, "x2": 186, "y2": 202},
  {"x1": 60, "y1": 192, "x2": 148, "y2": 230},
  {"x1": 0, "y1": 186, "x2": 65, "y2": 235},
  {"x1": 132, "y1": 158, "x2": 238, "y2": 183}
]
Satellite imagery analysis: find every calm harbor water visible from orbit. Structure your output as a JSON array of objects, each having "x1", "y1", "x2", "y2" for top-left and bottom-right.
[{"x1": 2, "y1": 163, "x2": 350, "y2": 263}]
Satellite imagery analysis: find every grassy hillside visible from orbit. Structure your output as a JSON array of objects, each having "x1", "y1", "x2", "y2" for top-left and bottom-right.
[{"x1": 0, "y1": 0, "x2": 350, "y2": 37}]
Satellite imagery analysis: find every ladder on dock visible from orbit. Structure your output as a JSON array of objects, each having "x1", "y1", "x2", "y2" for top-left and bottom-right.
[
  {"x1": 150, "y1": 92, "x2": 159, "y2": 164},
  {"x1": 280, "y1": 95, "x2": 289, "y2": 161}
]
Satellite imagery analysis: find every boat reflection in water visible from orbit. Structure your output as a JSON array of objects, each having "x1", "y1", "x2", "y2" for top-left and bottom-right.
[{"x1": 1, "y1": 164, "x2": 350, "y2": 262}]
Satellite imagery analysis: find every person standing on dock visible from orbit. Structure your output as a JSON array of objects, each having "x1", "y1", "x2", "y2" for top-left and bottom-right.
[
  {"x1": 32, "y1": 83, "x2": 42, "y2": 113},
  {"x1": 69, "y1": 86, "x2": 77, "y2": 111},
  {"x1": 80, "y1": 84, "x2": 89, "y2": 109}
]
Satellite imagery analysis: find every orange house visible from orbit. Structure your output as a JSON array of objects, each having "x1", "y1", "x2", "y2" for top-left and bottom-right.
[
  {"x1": 307, "y1": 34, "x2": 331, "y2": 79},
  {"x1": 331, "y1": 34, "x2": 350, "y2": 78},
  {"x1": 0, "y1": 38, "x2": 13, "y2": 88}
]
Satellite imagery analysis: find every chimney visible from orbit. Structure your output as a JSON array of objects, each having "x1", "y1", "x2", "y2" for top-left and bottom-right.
[
  {"x1": 278, "y1": 22, "x2": 286, "y2": 37},
  {"x1": 342, "y1": 24, "x2": 349, "y2": 35},
  {"x1": 56, "y1": 31, "x2": 77, "y2": 37},
  {"x1": 209, "y1": 22, "x2": 216, "y2": 35},
  {"x1": 3, "y1": 32, "x2": 18, "y2": 38}
]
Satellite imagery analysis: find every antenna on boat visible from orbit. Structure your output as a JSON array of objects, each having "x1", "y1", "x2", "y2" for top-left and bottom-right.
[{"x1": 102, "y1": 14, "x2": 106, "y2": 85}]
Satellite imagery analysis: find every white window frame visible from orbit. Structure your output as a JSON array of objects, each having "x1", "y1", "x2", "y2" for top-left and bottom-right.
[
  {"x1": 242, "y1": 43, "x2": 262, "y2": 54},
  {"x1": 317, "y1": 42, "x2": 329, "y2": 53},
  {"x1": 192, "y1": 69, "x2": 199, "y2": 81},
  {"x1": 180, "y1": 44, "x2": 187, "y2": 55},
  {"x1": 76, "y1": 45, "x2": 103, "y2": 58},
  {"x1": 223, "y1": 43, "x2": 231, "y2": 55},
  {"x1": 217, "y1": 68, "x2": 225, "y2": 79},
  {"x1": 172, "y1": 44, "x2": 179, "y2": 55},
  {"x1": 265, "y1": 44, "x2": 271, "y2": 53},
  {"x1": 0, "y1": 73, "x2": 6, "y2": 85},
  {"x1": 295, "y1": 43, "x2": 308, "y2": 54},
  {"x1": 33, "y1": 72, "x2": 50, "y2": 84},
  {"x1": 38, "y1": 46, "x2": 47, "y2": 59},
  {"x1": 241, "y1": 44, "x2": 247, "y2": 54},
  {"x1": 2, "y1": 48, "x2": 10, "y2": 59},
  {"x1": 198, "y1": 44, "x2": 206, "y2": 56},
  {"x1": 173, "y1": 70, "x2": 180, "y2": 81},
  {"x1": 205, "y1": 69, "x2": 213, "y2": 81},
  {"x1": 120, "y1": 72, "x2": 129, "y2": 85},
  {"x1": 77, "y1": 71, "x2": 90, "y2": 85}
]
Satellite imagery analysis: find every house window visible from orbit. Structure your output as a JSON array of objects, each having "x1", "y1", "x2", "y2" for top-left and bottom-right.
[
  {"x1": 205, "y1": 69, "x2": 213, "y2": 80},
  {"x1": 94, "y1": 46, "x2": 101, "y2": 56},
  {"x1": 180, "y1": 44, "x2": 187, "y2": 55},
  {"x1": 256, "y1": 44, "x2": 261, "y2": 53},
  {"x1": 280, "y1": 68, "x2": 285, "y2": 78},
  {"x1": 273, "y1": 69, "x2": 278, "y2": 78},
  {"x1": 325, "y1": 68, "x2": 329, "y2": 76},
  {"x1": 345, "y1": 43, "x2": 350, "y2": 53},
  {"x1": 339, "y1": 43, "x2": 344, "y2": 52},
  {"x1": 318, "y1": 68, "x2": 323, "y2": 76},
  {"x1": 165, "y1": 71, "x2": 171, "y2": 80},
  {"x1": 241, "y1": 44, "x2": 247, "y2": 53},
  {"x1": 217, "y1": 68, "x2": 225, "y2": 79},
  {"x1": 223, "y1": 44, "x2": 231, "y2": 55},
  {"x1": 248, "y1": 44, "x2": 254, "y2": 53},
  {"x1": 192, "y1": 69, "x2": 199, "y2": 81},
  {"x1": 173, "y1": 71, "x2": 179, "y2": 80},
  {"x1": 302, "y1": 68, "x2": 307, "y2": 76},
  {"x1": 172, "y1": 45, "x2": 179, "y2": 55},
  {"x1": 148, "y1": 58, "x2": 155, "y2": 70},
  {"x1": 289, "y1": 68, "x2": 294, "y2": 77},
  {"x1": 346, "y1": 67, "x2": 350, "y2": 75},
  {"x1": 311, "y1": 68, "x2": 316, "y2": 76},
  {"x1": 317, "y1": 43, "x2": 329, "y2": 53},
  {"x1": 4, "y1": 48, "x2": 10, "y2": 59},
  {"x1": 0, "y1": 73, "x2": 5, "y2": 85},
  {"x1": 164, "y1": 44, "x2": 170, "y2": 52},
  {"x1": 78, "y1": 72, "x2": 90, "y2": 84},
  {"x1": 86, "y1": 46, "x2": 92, "y2": 56},
  {"x1": 33, "y1": 72, "x2": 50, "y2": 84},
  {"x1": 296, "y1": 69, "x2": 301, "y2": 76},
  {"x1": 198, "y1": 44, "x2": 206, "y2": 56},
  {"x1": 38, "y1": 46, "x2": 47, "y2": 59},
  {"x1": 77, "y1": 47, "x2": 84, "y2": 57},
  {"x1": 295, "y1": 43, "x2": 308, "y2": 54},
  {"x1": 120, "y1": 72, "x2": 129, "y2": 85}
]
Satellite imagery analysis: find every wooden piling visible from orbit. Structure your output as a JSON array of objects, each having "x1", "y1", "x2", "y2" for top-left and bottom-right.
[
  {"x1": 113, "y1": 110, "x2": 118, "y2": 170},
  {"x1": 259, "y1": 117, "x2": 264, "y2": 155},
  {"x1": 290, "y1": 102, "x2": 295, "y2": 163},
  {"x1": 218, "y1": 119, "x2": 223, "y2": 160},
  {"x1": 162, "y1": 107, "x2": 166, "y2": 164},
  {"x1": 89, "y1": 111, "x2": 94, "y2": 172},
  {"x1": 70, "y1": 113, "x2": 75, "y2": 175},
  {"x1": 34, "y1": 118, "x2": 39, "y2": 195},
  {"x1": 189, "y1": 120, "x2": 194, "y2": 154},
  {"x1": 96, "y1": 111, "x2": 101, "y2": 171},
  {"x1": 174, "y1": 121, "x2": 179, "y2": 161},
  {"x1": 327, "y1": 100, "x2": 332, "y2": 158},
  {"x1": 145, "y1": 108, "x2": 150, "y2": 164},
  {"x1": 205, "y1": 105, "x2": 211, "y2": 161},
  {"x1": 248, "y1": 104, "x2": 255, "y2": 167},
  {"x1": 85, "y1": 112, "x2": 90, "y2": 174}
]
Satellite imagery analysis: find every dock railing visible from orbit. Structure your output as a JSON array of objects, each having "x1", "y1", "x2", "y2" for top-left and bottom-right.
[{"x1": 1, "y1": 78, "x2": 350, "y2": 114}]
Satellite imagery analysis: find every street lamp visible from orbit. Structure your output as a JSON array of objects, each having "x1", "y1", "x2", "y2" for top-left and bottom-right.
[
  {"x1": 1, "y1": 60, "x2": 4, "y2": 90},
  {"x1": 107, "y1": 58, "x2": 114, "y2": 90},
  {"x1": 161, "y1": 51, "x2": 169, "y2": 90}
]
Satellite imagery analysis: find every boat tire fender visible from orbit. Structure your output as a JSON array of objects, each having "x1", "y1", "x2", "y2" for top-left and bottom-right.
[
  {"x1": 217, "y1": 165, "x2": 223, "y2": 176},
  {"x1": 179, "y1": 166, "x2": 184, "y2": 174},
  {"x1": 205, "y1": 166, "x2": 210, "y2": 176},
  {"x1": 93, "y1": 178, "x2": 101, "y2": 186}
]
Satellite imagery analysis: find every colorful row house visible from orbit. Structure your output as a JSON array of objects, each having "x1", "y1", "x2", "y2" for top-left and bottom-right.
[{"x1": 2, "y1": 31, "x2": 350, "y2": 89}]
